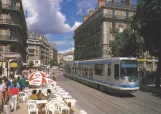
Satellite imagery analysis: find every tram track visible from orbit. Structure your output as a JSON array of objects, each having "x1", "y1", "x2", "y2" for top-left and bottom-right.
[
  {"x1": 59, "y1": 75, "x2": 161, "y2": 114},
  {"x1": 132, "y1": 95, "x2": 161, "y2": 106},
  {"x1": 61, "y1": 77, "x2": 136, "y2": 114}
]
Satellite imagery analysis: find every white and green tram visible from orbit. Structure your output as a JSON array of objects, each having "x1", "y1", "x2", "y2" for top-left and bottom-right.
[{"x1": 63, "y1": 57, "x2": 139, "y2": 93}]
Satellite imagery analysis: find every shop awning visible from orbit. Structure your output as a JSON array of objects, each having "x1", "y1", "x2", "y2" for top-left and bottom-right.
[
  {"x1": 0, "y1": 62, "x2": 2, "y2": 67},
  {"x1": 9, "y1": 62, "x2": 18, "y2": 68}
]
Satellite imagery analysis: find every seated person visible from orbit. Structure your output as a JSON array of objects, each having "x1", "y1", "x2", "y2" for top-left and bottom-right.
[
  {"x1": 47, "y1": 89, "x2": 56, "y2": 99},
  {"x1": 30, "y1": 90, "x2": 37, "y2": 100},
  {"x1": 36, "y1": 90, "x2": 42, "y2": 100}
]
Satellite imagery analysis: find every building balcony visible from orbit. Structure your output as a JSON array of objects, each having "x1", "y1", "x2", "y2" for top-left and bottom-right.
[
  {"x1": 0, "y1": 51, "x2": 21, "y2": 58},
  {"x1": 104, "y1": 15, "x2": 130, "y2": 22},
  {"x1": 0, "y1": 19, "x2": 20, "y2": 27},
  {"x1": 0, "y1": 35, "x2": 20, "y2": 43},
  {"x1": 2, "y1": 4, "x2": 20, "y2": 11},
  {"x1": 28, "y1": 52, "x2": 35, "y2": 56}
]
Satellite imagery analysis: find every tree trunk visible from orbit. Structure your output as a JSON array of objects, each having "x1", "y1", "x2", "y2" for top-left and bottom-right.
[
  {"x1": 155, "y1": 30, "x2": 161, "y2": 88},
  {"x1": 155, "y1": 55, "x2": 161, "y2": 88}
]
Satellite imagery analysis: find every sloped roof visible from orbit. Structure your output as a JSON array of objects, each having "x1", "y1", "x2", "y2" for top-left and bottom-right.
[{"x1": 67, "y1": 51, "x2": 73, "y2": 55}]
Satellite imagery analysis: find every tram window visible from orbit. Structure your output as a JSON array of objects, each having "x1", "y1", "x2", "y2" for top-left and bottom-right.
[
  {"x1": 114, "y1": 64, "x2": 119, "y2": 79},
  {"x1": 95, "y1": 64, "x2": 105, "y2": 75},
  {"x1": 108, "y1": 64, "x2": 111, "y2": 76}
]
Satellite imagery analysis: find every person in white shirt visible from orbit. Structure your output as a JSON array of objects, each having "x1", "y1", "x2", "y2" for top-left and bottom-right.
[{"x1": 0, "y1": 78, "x2": 6, "y2": 93}]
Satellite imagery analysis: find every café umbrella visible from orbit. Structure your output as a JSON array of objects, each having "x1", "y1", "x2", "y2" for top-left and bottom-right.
[
  {"x1": 28, "y1": 71, "x2": 47, "y2": 79},
  {"x1": 29, "y1": 77, "x2": 56, "y2": 86}
]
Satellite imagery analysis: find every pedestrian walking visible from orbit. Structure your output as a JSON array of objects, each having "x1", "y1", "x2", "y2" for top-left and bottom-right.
[
  {"x1": 53, "y1": 72, "x2": 56, "y2": 81},
  {"x1": 20, "y1": 75, "x2": 26, "y2": 91},
  {"x1": 10, "y1": 83, "x2": 19, "y2": 112}
]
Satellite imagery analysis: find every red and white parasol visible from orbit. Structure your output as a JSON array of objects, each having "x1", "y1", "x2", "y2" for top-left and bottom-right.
[
  {"x1": 28, "y1": 71, "x2": 47, "y2": 79},
  {"x1": 29, "y1": 77, "x2": 56, "y2": 86}
]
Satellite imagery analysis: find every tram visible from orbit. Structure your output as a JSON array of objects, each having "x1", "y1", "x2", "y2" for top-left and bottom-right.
[{"x1": 63, "y1": 57, "x2": 139, "y2": 93}]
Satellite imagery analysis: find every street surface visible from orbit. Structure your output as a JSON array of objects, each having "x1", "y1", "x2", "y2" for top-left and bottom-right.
[{"x1": 51, "y1": 69, "x2": 161, "y2": 114}]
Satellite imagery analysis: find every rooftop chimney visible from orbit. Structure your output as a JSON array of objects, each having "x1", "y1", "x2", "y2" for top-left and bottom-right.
[
  {"x1": 89, "y1": 10, "x2": 94, "y2": 16},
  {"x1": 98, "y1": 0, "x2": 107, "y2": 8},
  {"x1": 120, "y1": 0, "x2": 131, "y2": 5},
  {"x1": 83, "y1": 16, "x2": 89, "y2": 22},
  {"x1": 112, "y1": 0, "x2": 116, "y2": 4}
]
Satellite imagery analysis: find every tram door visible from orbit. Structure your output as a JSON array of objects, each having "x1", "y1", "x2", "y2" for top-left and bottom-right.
[{"x1": 71, "y1": 65, "x2": 76, "y2": 76}]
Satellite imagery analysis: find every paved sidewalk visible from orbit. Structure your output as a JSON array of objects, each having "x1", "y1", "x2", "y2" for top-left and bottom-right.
[
  {"x1": 140, "y1": 85, "x2": 161, "y2": 95},
  {"x1": 9, "y1": 103, "x2": 80, "y2": 114}
]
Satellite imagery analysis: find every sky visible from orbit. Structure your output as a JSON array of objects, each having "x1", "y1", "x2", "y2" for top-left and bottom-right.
[{"x1": 22, "y1": 0, "x2": 136, "y2": 53}]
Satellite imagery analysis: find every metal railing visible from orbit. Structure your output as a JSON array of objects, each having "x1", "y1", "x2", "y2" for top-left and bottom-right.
[
  {"x1": 2, "y1": 4, "x2": 20, "y2": 11},
  {"x1": 0, "y1": 19, "x2": 12, "y2": 24},
  {"x1": 0, "y1": 51, "x2": 21, "y2": 58},
  {"x1": 0, "y1": 35, "x2": 19, "y2": 41},
  {"x1": 105, "y1": 15, "x2": 130, "y2": 20},
  {"x1": 0, "y1": 19, "x2": 20, "y2": 26}
]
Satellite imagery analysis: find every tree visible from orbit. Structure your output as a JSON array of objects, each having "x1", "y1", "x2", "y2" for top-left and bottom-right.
[
  {"x1": 132, "y1": 0, "x2": 161, "y2": 88},
  {"x1": 109, "y1": 28, "x2": 144, "y2": 57},
  {"x1": 49, "y1": 59, "x2": 57, "y2": 67},
  {"x1": 29, "y1": 61, "x2": 34, "y2": 68}
]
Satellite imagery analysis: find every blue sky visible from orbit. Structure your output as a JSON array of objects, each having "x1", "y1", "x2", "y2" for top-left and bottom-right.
[{"x1": 22, "y1": 0, "x2": 136, "y2": 52}]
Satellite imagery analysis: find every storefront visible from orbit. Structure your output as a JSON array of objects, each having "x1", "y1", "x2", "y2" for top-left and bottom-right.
[
  {"x1": 137, "y1": 58, "x2": 158, "y2": 71},
  {"x1": 9, "y1": 61, "x2": 18, "y2": 76}
]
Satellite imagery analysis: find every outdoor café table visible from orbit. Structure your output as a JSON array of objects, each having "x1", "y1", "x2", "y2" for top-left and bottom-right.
[
  {"x1": 28, "y1": 100, "x2": 48, "y2": 114},
  {"x1": 27, "y1": 100, "x2": 48, "y2": 104},
  {"x1": 62, "y1": 95, "x2": 72, "y2": 99},
  {"x1": 57, "y1": 92, "x2": 69, "y2": 96}
]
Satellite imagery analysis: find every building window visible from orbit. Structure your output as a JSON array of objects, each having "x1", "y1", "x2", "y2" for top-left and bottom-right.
[
  {"x1": 126, "y1": 11, "x2": 129, "y2": 18},
  {"x1": 112, "y1": 10, "x2": 115, "y2": 18},
  {"x1": 95, "y1": 64, "x2": 105, "y2": 76},
  {"x1": 114, "y1": 64, "x2": 119, "y2": 79},
  {"x1": 108, "y1": 64, "x2": 111, "y2": 76}
]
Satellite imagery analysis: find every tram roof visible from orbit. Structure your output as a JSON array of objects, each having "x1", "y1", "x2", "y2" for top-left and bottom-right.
[{"x1": 73, "y1": 57, "x2": 136, "y2": 64}]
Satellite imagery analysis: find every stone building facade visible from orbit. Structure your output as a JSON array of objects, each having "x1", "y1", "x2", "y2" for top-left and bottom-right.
[
  {"x1": 74, "y1": 0, "x2": 136, "y2": 60},
  {"x1": 27, "y1": 32, "x2": 57, "y2": 69},
  {"x1": 0, "y1": 0, "x2": 28, "y2": 77}
]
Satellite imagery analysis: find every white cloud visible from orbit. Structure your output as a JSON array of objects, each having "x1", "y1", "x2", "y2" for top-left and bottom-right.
[
  {"x1": 59, "y1": 47, "x2": 74, "y2": 53},
  {"x1": 22, "y1": 0, "x2": 81, "y2": 34},
  {"x1": 71, "y1": 21, "x2": 82, "y2": 31},
  {"x1": 76, "y1": 0, "x2": 97, "y2": 15}
]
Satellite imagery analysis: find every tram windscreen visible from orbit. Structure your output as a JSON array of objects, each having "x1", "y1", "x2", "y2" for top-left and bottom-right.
[{"x1": 120, "y1": 60, "x2": 138, "y2": 78}]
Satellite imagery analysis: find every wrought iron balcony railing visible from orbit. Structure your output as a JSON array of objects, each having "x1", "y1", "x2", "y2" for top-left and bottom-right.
[
  {"x1": 2, "y1": 4, "x2": 20, "y2": 11},
  {"x1": 0, "y1": 19, "x2": 20, "y2": 26},
  {"x1": 0, "y1": 35, "x2": 20, "y2": 42},
  {"x1": 105, "y1": 15, "x2": 130, "y2": 21},
  {"x1": 0, "y1": 51, "x2": 22, "y2": 58}
]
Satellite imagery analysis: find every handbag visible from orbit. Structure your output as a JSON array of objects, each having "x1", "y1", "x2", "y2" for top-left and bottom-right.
[{"x1": 3, "y1": 104, "x2": 9, "y2": 114}]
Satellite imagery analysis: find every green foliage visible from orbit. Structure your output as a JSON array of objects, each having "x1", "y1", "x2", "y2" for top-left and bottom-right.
[
  {"x1": 50, "y1": 59, "x2": 57, "y2": 67},
  {"x1": 132, "y1": 0, "x2": 161, "y2": 56},
  {"x1": 133, "y1": 0, "x2": 161, "y2": 88},
  {"x1": 29, "y1": 61, "x2": 34, "y2": 68},
  {"x1": 109, "y1": 28, "x2": 144, "y2": 57}
]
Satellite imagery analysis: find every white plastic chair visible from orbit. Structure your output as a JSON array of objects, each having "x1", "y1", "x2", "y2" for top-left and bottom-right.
[
  {"x1": 57, "y1": 103, "x2": 70, "y2": 114},
  {"x1": 27, "y1": 103, "x2": 38, "y2": 114},
  {"x1": 19, "y1": 92, "x2": 28, "y2": 103}
]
